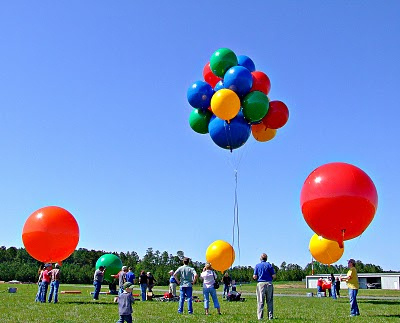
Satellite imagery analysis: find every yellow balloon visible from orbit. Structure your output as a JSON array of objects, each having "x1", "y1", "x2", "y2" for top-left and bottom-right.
[
  {"x1": 210, "y1": 89, "x2": 240, "y2": 121},
  {"x1": 205, "y1": 240, "x2": 235, "y2": 272},
  {"x1": 309, "y1": 234, "x2": 344, "y2": 265},
  {"x1": 251, "y1": 124, "x2": 277, "y2": 142}
]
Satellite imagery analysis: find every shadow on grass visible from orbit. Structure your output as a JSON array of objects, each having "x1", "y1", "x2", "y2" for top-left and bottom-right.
[
  {"x1": 360, "y1": 300, "x2": 400, "y2": 305},
  {"x1": 62, "y1": 300, "x2": 116, "y2": 306}
]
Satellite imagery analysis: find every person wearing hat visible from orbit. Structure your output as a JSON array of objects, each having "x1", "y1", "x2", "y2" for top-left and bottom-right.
[
  {"x1": 341, "y1": 259, "x2": 360, "y2": 317},
  {"x1": 147, "y1": 272, "x2": 156, "y2": 293},
  {"x1": 116, "y1": 282, "x2": 135, "y2": 323},
  {"x1": 117, "y1": 266, "x2": 128, "y2": 295},
  {"x1": 174, "y1": 257, "x2": 198, "y2": 314},
  {"x1": 168, "y1": 270, "x2": 178, "y2": 297},
  {"x1": 48, "y1": 263, "x2": 61, "y2": 303}
]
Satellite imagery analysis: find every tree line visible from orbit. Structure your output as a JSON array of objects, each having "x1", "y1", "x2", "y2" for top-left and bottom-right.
[{"x1": 0, "y1": 246, "x2": 390, "y2": 285}]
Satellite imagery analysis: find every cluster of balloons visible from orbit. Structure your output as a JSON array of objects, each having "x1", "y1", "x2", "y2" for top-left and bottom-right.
[
  {"x1": 301, "y1": 162, "x2": 378, "y2": 264},
  {"x1": 22, "y1": 206, "x2": 80, "y2": 264},
  {"x1": 205, "y1": 240, "x2": 235, "y2": 272},
  {"x1": 188, "y1": 48, "x2": 289, "y2": 151}
]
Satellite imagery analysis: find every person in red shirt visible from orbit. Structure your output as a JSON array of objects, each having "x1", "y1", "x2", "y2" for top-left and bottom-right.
[{"x1": 39, "y1": 264, "x2": 52, "y2": 303}]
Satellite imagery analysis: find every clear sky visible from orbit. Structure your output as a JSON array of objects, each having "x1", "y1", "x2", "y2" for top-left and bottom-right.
[{"x1": 0, "y1": 1, "x2": 399, "y2": 271}]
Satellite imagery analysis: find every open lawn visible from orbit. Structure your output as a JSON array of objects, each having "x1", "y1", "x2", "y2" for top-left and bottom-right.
[{"x1": 0, "y1": 282, "x2": 399, "y2": 322}]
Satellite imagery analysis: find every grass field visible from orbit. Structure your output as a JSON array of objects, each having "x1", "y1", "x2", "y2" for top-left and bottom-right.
[{"x1": 0, "y1": 282, "x2": 399, "y2": 322}]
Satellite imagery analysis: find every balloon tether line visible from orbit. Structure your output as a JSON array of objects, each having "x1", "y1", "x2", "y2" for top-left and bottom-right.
[{"x1": 232, "y1": 169, "x2": 241, "y2": 269}]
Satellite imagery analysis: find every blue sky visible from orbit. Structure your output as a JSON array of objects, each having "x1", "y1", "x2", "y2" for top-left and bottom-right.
[{"x1": 0, "y1": 1, "x2": 399, "y2": 271}]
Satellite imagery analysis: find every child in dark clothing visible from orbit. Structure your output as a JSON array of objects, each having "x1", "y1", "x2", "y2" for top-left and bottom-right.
[{"x1": 116, "y1": 282, "x2": 135, "y2": 323}]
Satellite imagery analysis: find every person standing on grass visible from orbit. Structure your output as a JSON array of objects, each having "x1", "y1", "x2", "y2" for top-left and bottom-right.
[
  {"x1": 341, "y1": 258, "x2": 360, "y2": 317},
  {"x1": 35, "y1": 265, "x2": 45, "y2": 302},
  {"x1": 39, "y1": 263, "x2": 52, "y2": 303},
  {"x1": 138, "y1": 270, "x2": 148, "y2": 301},
  {"x1": 253, "y1": 253, "x2": 276, "y2": 320},
  {"x1": 48, "y1": 263, "x2": 61, "y2": 303},
  {"x1": 147, "y1": 272, "x2": 156, "y2": 292},
  {"x1": 200, "y1": 263, "x2": 221, "y2": 316},
  {"x1": 168, "y1": 270, "x2": 178, "y2": 297},
  {"x1": 93, "y1": 266, "x2": 106, "y2": 300},
  {"x1": 174, "y1": 257, "x2": 198, "y2": 315},
  {"x1": 116, "y1": 282, "x2": 135, "y2": 323},
  {"x1": 330, "y1": 273, "x2": 337, "y2": 299},
  {"x1": 222, "y1": 272, "x2": 232, "y2": 298},
  {"x1": 335, "y1": 277, "x2": 341, "y2": 297}
]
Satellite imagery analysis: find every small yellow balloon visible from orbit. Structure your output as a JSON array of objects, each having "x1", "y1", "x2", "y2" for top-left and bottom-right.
[
  {"x1": 251, "y1": 124, "x2": 277, "y2": 142},
  {"x1": 205, "y1": 240, "x2": 235, "y2": 272},
  {"x1": 309, "y1": 234, "x2": 344, "y2": 265},
  {"x1": 210, "y1": 89, "x2": 240, "y2": 121}
]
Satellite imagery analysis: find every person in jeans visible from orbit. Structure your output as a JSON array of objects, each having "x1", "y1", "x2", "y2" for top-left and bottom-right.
[
  {"x1": 174, "y1": 257, "x2": 198, "y2": 314},
  {"x1": 222, "y1": 272, "x2": 232, "y2": 298},
  {"x1": 48, "y1": 263, "x2": 61, "y2": 303},
  {"x1": 116, "y1": 282, "x2": 135, "y2": 323},
  {"x1": 39, "y1": 263, "x2": 52, "y2": 303},
  {"x1": 138, "y1": 270, "x2": 148, "y2": 301},
  {"x1": 341, "y1": 259, "x2": 360, "y2": 317},
  {"x1": 93, "y1": 266, "x2": 106, "y2": 300},
  {"x1": 200, "y1": 263, "x2": 221, "y2": 315},
  {"x1": 330, "y1": 273, "x2": 337, "y2": 299},
  {"x1": 253, "y1": 253, "x2": 276, "y2": 320}
]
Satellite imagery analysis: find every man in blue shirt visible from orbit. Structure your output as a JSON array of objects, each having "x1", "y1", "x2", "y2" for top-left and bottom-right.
[
  {"x1": 253, "y1": 253, "x2": 276, "y2": 320},
  {"x1": 126, "y1": 267, "x2": 136, "y2": 284}
]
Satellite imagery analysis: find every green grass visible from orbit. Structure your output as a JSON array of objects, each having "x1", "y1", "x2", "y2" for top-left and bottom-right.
[{"x1": 0, "y1": 283, "x2": 399, "y2": 322}]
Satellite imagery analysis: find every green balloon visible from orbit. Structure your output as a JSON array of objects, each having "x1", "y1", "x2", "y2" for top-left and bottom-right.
[
  {"x1": 242, "y1": 91, "x2": 270, "y2": 123},
  {"x1": 95, "y1": 254, "x2": 122, "y2": 282},
  {"x1": 210, "y1": 48, "x2": 238, "y2": 77},
  {"x1": 189, "y1": 108, "x2": 213, "y2": 134}
]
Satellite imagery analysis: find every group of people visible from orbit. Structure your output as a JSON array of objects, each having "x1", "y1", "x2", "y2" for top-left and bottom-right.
[
  {"x1": 317, "y1": 274, "x2": 341, "y2": 299},
  {"x1": 33, "y1": 253, "x2": 360, "y2": 321},
  {"x1": 35, "y1": 263, "x2": 61, "y2": 303},
  {"x1": 315, "y1": 259, "x2": 360, "y2": 316}
]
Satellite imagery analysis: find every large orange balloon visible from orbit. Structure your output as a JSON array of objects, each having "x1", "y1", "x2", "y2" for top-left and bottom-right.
[
  {"x1": 210, "y1": 89, "x2": 241, "y2": 121},
  {"x1": 22, "y1": 206, "x2": 79, "y2": 263},
  {"x1": 309, "y1": 234, "x2": 344, "y2": 265},
  {"x1": 301, "y1": 162, "x2": 378, "y2": 247},
  {"x1": 205, "y1": 240, "x2": 235, "y2": 272},
  {"x1": 251, "y1": 123, "x2": 277, "y2": 142}
]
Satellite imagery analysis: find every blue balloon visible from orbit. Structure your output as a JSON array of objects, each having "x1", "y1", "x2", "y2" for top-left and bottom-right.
[
  {"x1": 223, "y1": 66, "x2": 253, "y2": 97},
  {"x1": 237, "y1": 55, "x2": 256, "y2": 72},
  {"x1": 208, "y1": 111, "x2": 251, "y2": 150},
  {"x1": 187, "y1": 81, "x2": 214, "y2": 109},
  {"x1": 214, "y1": 80, "x2": 225, "y2": 92}
]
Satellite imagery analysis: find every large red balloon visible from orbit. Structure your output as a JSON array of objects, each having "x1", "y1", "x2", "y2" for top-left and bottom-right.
[
  {"x1": 250, "y1": 71, "x2": 271, "y2": 95},
  {"x1": 300, "y1": 163, "x2": 378, "y2": 247},
  {"x1": 203, "y1": 62, "x2": 222, "y2": 88},
  {"x1": 262, "y1": 100, "x2": 289, "y2": 129},
  {"x1": 22, "y1": 206, "x2": 80, "y2": 263}
]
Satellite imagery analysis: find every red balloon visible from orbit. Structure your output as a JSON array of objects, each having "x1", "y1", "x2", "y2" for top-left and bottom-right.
[
  {"x1": 250, "y1": 71, "x2": 271, "y2": 95},
  {"x1": 22, "y1": 206, "x2": 80, "y2": 263},
  {"x1": 301, "y1": 163, "x2": 378, "y2": 247},
  {"x1": 262, "y1": 100, "x2": 289, "y2": 129},
  {"x1": 203, "y1": 62, "x2": 222, "y2": 88}
]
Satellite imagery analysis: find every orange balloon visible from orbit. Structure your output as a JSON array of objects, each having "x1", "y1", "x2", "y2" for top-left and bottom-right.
[
  {"x1": 210, "y1": 89, "x2": 241, "y2": 121},
  {"x1": 22, "y1": 206, "x2": 79, "y2": 263},
  {"x1": 205, "y1": 240, "x2": 235, "y2": 272},
  {"x1": 309, "y1": 234, "x2": 344, "y2": 265},
  {"x1": 251, "y1": 123, "x2": 277, "y2": 142}
]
